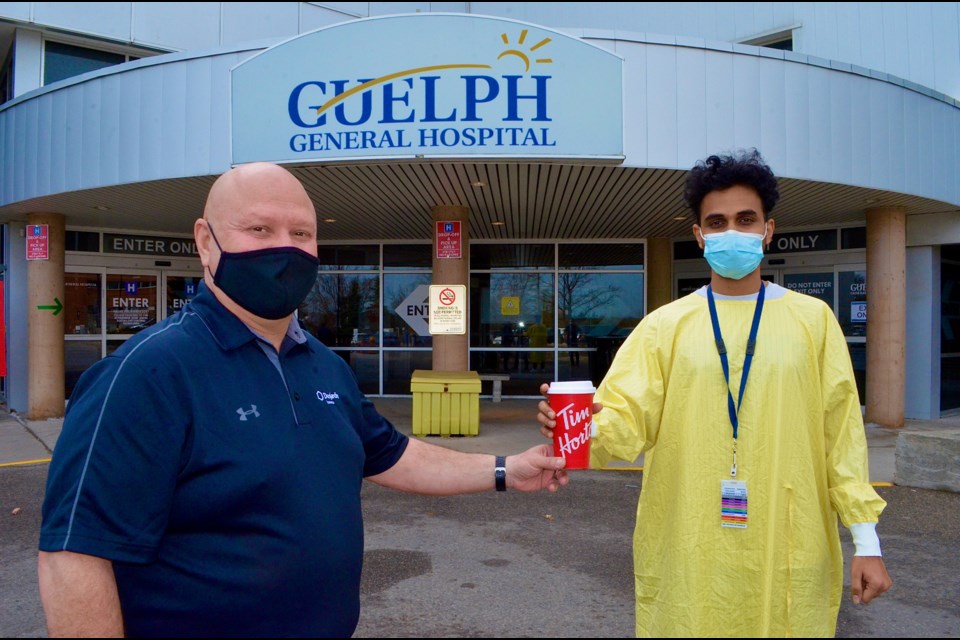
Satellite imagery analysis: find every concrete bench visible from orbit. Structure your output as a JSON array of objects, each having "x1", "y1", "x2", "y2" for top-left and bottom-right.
[{"x1": 478, "y1": 373, "x2": 510, "y2": 402}]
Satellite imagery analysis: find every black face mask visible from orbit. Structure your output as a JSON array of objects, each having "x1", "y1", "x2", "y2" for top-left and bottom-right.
[{"x1": 206, "y1": 221, "x2": 319, "y2": 320}]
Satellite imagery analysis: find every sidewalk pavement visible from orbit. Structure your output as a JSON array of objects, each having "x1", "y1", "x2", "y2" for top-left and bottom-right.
[
  {"x1": 4, "y1": 399, "x2": 958, "y2": 639},
  {"x1": 1, "y1": 396, "x2": 951, "y2": 485}
]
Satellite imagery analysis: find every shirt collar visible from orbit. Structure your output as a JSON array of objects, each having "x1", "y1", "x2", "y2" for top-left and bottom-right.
[
  {"x1": 694, "y1": 281, "x2": 789, "y2": 301},
  {"x1": 248, "y1": 314, "x2": 309, "y2": 357},
  {"x1": 187, "y1": 281, "x2": 308, "y2": 352}
]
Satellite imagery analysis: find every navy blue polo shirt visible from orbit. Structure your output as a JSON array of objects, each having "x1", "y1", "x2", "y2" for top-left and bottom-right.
[{"x1": 40, "y1": 282, "x2": 408, "y2": 638}]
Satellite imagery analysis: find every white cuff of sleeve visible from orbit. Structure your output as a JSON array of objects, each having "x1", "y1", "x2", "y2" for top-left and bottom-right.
[{"x1": 849, "y1": 522, "x2": 882, "y2": 556}]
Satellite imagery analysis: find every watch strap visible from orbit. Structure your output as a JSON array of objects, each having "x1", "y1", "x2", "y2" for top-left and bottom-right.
[{"x1": 495, "y1": 455, "x2": 507, "y2": 492}]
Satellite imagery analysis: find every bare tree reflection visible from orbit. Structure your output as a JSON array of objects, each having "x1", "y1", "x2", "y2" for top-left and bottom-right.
[
  {"x1": 558, "y1": 273, "x2": 623, "y2": 341},
  {"x1": 299, "y1": 274, "x2": 379, "y2": 346}
]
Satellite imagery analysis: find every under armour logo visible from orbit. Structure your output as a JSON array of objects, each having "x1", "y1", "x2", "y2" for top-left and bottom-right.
[{"x1": 237, "y1": 405, "x2": 260, "y2": 421}]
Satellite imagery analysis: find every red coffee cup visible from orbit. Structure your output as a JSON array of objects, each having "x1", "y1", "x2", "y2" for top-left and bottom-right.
[{"x1": 547, "y1": 380, "x2": 596, "y2": 470}]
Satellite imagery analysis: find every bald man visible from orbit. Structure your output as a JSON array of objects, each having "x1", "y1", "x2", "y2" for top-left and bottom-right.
[{"x1": 38, "y1": 163, "x2": 568, "y2": 638}]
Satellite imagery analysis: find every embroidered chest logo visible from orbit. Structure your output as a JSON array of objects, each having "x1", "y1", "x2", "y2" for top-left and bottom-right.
[
  {"x1": 236, "y1": 405, "x2": 260, "y2": 421},
  {"x1": 316, "y1": 391, "x2": 340, "y2": 405}
]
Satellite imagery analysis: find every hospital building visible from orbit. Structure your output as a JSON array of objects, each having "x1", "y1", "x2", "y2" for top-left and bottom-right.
[{"x1": 0, "y1": 2, "x2": 957, "y2": 426}]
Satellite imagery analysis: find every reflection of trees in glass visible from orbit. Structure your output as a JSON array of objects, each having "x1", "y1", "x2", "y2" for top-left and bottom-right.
[
  {"x1": 558, "y1": 273, "x2": 623, "y2": 322},
  {"x1": 479, "y1": 274, "x2": 553, "y2": 353},
  {"x1": 489, "y1": 274, "x2": 554, "y2": 321},
  {"x1": 299, "y1": 274, "x2": 378, "y2": 346},
  {"x1": 386, "y1": 286, "x2": 410, "y2": 317},
  {"x1": 383, "y1": 275, "x2": 432, "y2": 347},
  {"x1": 490, "y1": 274, "x2": 537, "y2": 316},
  {"x1": 385, "y1": 278, "x2": 427, "y2": 321}
]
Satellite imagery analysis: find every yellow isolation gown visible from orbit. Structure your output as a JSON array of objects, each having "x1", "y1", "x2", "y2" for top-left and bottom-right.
[{"x1": 591, "y1": 285, "x2": 886, "y2": 638}]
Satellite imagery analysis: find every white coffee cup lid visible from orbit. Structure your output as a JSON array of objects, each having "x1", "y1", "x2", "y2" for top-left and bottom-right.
[{"x1": 547, "y1": 380, "x2": 596, "y2": 394}]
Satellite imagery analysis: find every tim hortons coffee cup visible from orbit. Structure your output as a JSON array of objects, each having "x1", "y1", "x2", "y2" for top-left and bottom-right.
[{"x1": 547, "y1": 380, "x2": 596, "y2": 470}]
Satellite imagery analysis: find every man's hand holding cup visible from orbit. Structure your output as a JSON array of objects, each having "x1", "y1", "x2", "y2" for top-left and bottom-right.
[{"x1": 537, "y1": 381, "x2": 603, "y2": 470}]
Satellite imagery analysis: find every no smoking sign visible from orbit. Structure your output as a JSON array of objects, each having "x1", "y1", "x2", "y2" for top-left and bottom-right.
[
  {"x1": 438, "y1": 288, "x2": 457, "y2": 306},
  {"x1": 429, "y1": 284, "x2": 466, "y2": 334}
]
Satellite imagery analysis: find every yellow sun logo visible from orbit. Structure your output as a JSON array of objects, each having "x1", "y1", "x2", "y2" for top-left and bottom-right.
[
  {"x1": 314, "y1": 30, "x2": 554, "y2": 116},
  {"x1": 497, "y1": 29, "x2": 553, "y2": 72}
]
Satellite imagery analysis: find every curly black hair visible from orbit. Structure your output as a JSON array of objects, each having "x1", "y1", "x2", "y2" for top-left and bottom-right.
[{"x1": 683, "y1": 149, "x2": 780, "y2": 222}]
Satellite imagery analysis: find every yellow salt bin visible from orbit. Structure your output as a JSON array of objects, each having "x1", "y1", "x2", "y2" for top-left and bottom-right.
[{"x1": 410, "y1": 369, "x2": 481, "y2": 436}]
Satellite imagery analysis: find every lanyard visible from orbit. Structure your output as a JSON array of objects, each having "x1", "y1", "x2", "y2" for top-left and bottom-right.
[{"x1": 706, "y1": 283, "x2": 765, "y2": 476}]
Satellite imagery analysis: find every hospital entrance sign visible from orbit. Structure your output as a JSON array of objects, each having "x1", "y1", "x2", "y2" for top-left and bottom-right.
[{"x1": 232, "y1": 13, "x2": 624, "y2": 164}]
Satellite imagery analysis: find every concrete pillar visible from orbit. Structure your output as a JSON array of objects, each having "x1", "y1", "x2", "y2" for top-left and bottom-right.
[
  {"x1": 27, "y1": 213, "x2": 66, "y2": 419},
  {"x1": 865, "y1": 207, "x2": 906, "y2": 428},
  {"x1": 431, "y1": 205, "x2": 469, "y2": 372},
  {"x1": 646, "y1": 237, "x2": 673, "y2": 311}
]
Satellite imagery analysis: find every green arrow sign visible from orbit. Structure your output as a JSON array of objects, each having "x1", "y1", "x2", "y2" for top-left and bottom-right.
[{"x1": 37, "y1": 297, "x2": 63, "y2": 316}]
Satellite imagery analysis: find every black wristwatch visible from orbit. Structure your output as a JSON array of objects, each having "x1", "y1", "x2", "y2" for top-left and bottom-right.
[{"x1": 495, "y1": 455, "x2": 507, "y2": 492}]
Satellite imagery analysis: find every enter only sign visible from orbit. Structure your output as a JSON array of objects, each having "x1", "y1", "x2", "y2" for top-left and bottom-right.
[{"x1": 429, "y1": 285, "x2": 466, "y2": 334}]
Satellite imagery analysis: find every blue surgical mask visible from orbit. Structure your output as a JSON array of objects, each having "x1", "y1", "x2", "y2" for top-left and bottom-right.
[
  {"x1": 206, "y1": 222, "x2": 319, "y2": 320},
  {"x1": 699, "y1": 227, "x2": 767, "y2": 280}
]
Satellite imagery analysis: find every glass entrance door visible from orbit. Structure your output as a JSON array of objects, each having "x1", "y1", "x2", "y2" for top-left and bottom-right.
[
  {"x1": 104, "y1": 270, "x2": 159, "y2": 358},
  {"x1": 164, "y1": 272, "x2": 203, "y2": 317},
  {"x1": 775, "y1": 265, "x2": 867, "y2": 404},
  {"x1": 941, "y1": 245, "x2": 960, "y2": 413},
  {"x1": 64, "y1": 269, "x2": 104, "y2": 396},
  {"x1": 778, "y1": 269, "x2": 836, "y2": 308},
  {"x1": 64, "y1": 268, "x2": 201, "y2": 396}
]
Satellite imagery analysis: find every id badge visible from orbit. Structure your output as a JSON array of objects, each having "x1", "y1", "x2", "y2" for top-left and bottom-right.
[{"x1": 720, "y1": 480, "x2": 748, "y2": 528}]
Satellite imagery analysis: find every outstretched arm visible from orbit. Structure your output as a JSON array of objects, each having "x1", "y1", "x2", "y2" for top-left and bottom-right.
[
  {"x1": 368, "y1": 437, "x2": 568, "y2": 495},
  {"x1": 38, "y1": 550, "x2": 124, "y2": 637}
]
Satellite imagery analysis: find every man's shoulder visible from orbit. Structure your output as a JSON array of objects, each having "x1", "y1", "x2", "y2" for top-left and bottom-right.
[
  {"x1": 616, "y1": 294, "x2": 703, "y2": 345},
  {"x1": 109, "y1": 309, "x2": 216, "y2": 370},
  {"x1": 644, "y1": 292, "x2": 706, "y2": 324},
  {"x1": 292, "y1": 326, "x2": 356, "y2": 386},
  {"x1": 65, "y1": 314, "x2": 209, "y2": 421},
  {"x1": 780, "y1": 287, "x2": 836, "y2": 318},
  {"x1": 665, "y1": 290, "x2": 707, "y2": 310},
  {"x1": 297, "y1": 332, "x2": 357, "y2": 379}
]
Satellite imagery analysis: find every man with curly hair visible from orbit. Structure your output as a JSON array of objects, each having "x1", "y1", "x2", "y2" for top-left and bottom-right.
[{"x1": 538, "y1": 149, "x2": 892, "y2": 637}]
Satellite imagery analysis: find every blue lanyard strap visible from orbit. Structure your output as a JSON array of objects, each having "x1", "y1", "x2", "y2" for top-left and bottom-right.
[{"x1": 706, "y1": 283, "x2": 765, "y2": 440}]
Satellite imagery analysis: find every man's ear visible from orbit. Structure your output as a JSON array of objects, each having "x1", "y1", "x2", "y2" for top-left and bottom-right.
[
  {"x1": 764, "y1": 218, "x2": 776, "y2": 251},
  {"x1": 692, "y1": 223, "x2": 704, "y2": 250},
  {"x1": 194, "y1": 218, "x2": 214, "y2": 270}
]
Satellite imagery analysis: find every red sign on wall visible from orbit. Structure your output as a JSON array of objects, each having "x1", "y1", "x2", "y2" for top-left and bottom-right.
[
  {"x1": 26, "y1": 224, "x2": 49, "y2": 261},
  {"x1": 436, "y1": 221, "x2": 462, "y2": 259}
]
